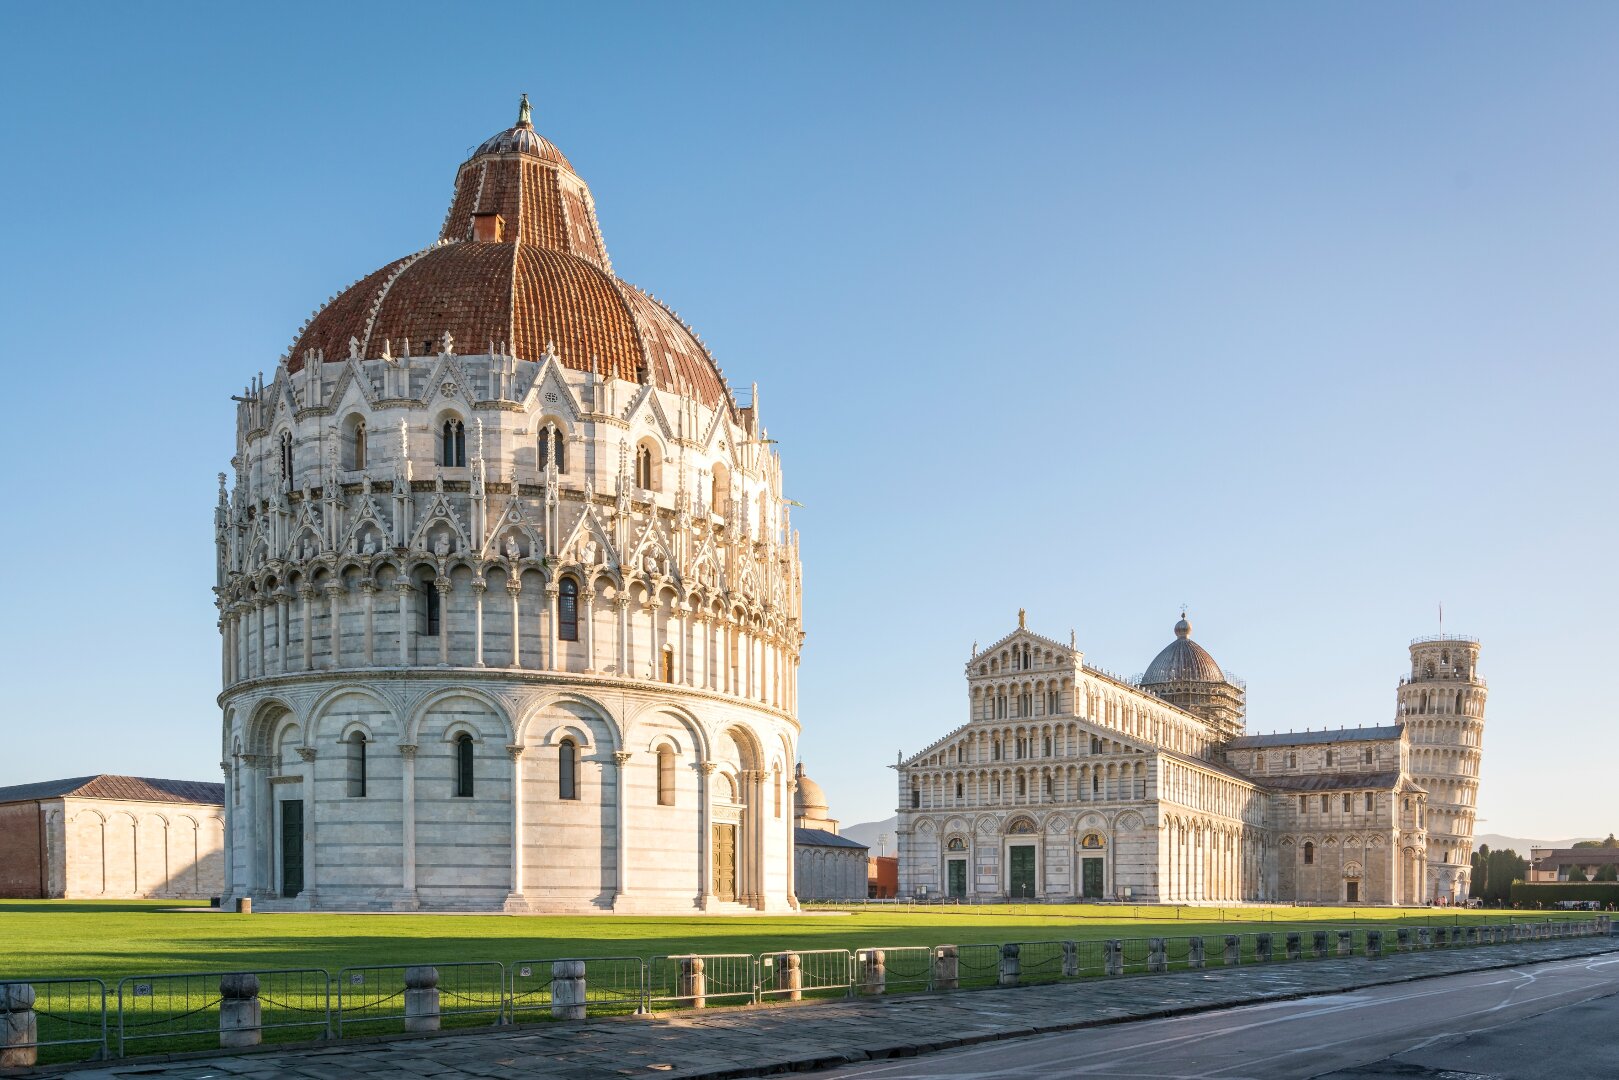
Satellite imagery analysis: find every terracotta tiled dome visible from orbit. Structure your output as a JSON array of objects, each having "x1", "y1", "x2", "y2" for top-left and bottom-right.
[{"x1": 287, "y1": 97, "x2": 732, "y2": 408}]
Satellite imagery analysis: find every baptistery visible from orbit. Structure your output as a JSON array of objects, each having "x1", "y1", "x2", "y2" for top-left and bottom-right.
[{"x1": 215, "y1": 98, "x2": 803, "y2": 912}]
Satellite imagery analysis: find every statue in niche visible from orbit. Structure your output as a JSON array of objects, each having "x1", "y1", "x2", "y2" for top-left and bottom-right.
[
  {"x1": 300, "y1": 537, "x2": 314, "y2": 562},
  {"x1": 583, "y1": 538, "x2": 598, "y2": 567},
  {"x1": 434, "y1": 532, "x2": 452, "y2": 558},
  {"x1": 361, "y1": 532, "x2": 379, "y2": 557},
  {"x1": 643, "y1": 551, "x2": 658, "y2": 576},
  {"x1": 505, "y1": 534, "x2": 523, "y2": 561}
]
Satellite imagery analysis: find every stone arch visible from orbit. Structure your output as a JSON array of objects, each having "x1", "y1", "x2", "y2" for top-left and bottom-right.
[{"x1": 406, "y1": 686, "x2": 515, "y2": 745}]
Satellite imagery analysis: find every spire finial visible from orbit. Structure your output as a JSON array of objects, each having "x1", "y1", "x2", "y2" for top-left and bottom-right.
[{"x1": 517, "y1": 93, "x2": 533, "y2": 128}]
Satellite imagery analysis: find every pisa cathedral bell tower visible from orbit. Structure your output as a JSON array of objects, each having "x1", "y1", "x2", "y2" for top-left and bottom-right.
[{"x1": 1397, "y1": 635, "x2": 1486, "y2": 903}]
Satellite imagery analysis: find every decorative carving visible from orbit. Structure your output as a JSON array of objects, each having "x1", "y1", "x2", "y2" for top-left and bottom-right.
[
  {"x1": 296, "y1": 747, "x2": 318, "y2": 763},
  {"x1": 613, "y1": 751, "x2": 633, "y2": 767},
  {"x1": 506, "y1": 744, "x2": 525, "y2": 762},
  {"x1": 398, "y1": 744, "x2": 418, "y2": 760}
]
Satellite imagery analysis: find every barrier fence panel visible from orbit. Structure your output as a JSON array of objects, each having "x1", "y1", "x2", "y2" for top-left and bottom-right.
[
  {"x1": 1162, "y1": 936, "x2": 1197, "y2": 971},
  {"x1": 1007, "y1": 941, "x2": 1068, "y2": 984},
  {"x1": 952, "y1": 944, "x2": 1002, "y2": 989},
  {"x1": 858, "y1": 947, "x2": 932, "y2": 994},
  {"x1": 508, "y1": 957, "x2": 646, "y2": 1021},
  {"x1": 335, "y1": 962, "x2": 506, "y2": 1036},
  {"x1": 116, "y1": 969, "x2": 330, "y2": 1057},
  {"x1": 1120, "y1": 938, "x2": 1154, "y2": 974},
  {"x1": 759, "y1": 950, "x2": 853, "y2": 1000},
  {"x1": 0, "y1": 977, "x2": 107, "y2": 1066},
  {"x1": 646, "y1": 955, "x2": 756, "y2": 1010}
]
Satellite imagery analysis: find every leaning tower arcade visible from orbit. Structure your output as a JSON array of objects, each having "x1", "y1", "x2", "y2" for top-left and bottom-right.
[{"x1": 1396, "y1": 635, "x2": 1486, "y2": 903}]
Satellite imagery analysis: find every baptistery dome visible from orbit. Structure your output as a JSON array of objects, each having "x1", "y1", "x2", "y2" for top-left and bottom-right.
[
  {"x1": 287, "y1": 94, "x2": 730, "y2": 408},
  {"x1": 216, "y1": 99, "x2": 802, "y2": 917}
]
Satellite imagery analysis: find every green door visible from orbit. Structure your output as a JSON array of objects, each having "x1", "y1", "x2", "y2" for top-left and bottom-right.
[
  {"x1": 947, "y1": 859, "x2": 967, "y2": 898},
  {"x1": 1008, "y1": 845, "x2": 1037, "y2": 899},
  {"x1": 279, "y1": 800, "x2": 304, "y2": 898},
  {"x1": 1082, "y1": 857, "x2": 1105, "y2": 899}
]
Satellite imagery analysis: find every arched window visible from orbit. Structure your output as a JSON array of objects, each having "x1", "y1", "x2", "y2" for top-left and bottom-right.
[
  {"x1": 1016, "y1": 774, "x2": 1026, "y2": 797},
  {"x1": 559, "y1": 738, "x2": 579, "y2": 800},
  {"x1": 279, "y1": 431, "x2": 294, "y2": 486},
  {"x1": 441, "y1": 420, "x2": 466, "y2": 467},
  {"x1": 454, "y1": 734, "x2": 474, "y2": 798},
  {"x1": 656, "y1": 746, "x2": 675, "y2": 806},
  {"x1": 710, "y1": 464, "x2": 730, "y2": 517},
  {"x1": 636, "y1": 444, "x2": 655, "y2": 490},
  {"x1": 558, "y1": 579, "x2": 579, "y2": 641},
  {"x1": 661, "y1": 644, "x2": 674, "y2": 684},
  {"x1": 347, "y1": 732, "x2": 367, "y2": 798},
  {"x1": 955, "y1": 780, "x2": 963, "y2": 799},
  {"x1": 352, "y1": 421, "x2": 367, "y2": 471},
  {"x1": 423, "y1": 579, "x2": 441, "y2": 636},
  {"x1": 538, "y1": 425, "x2": 566, "y2": 473},
  {"x1": 774, "y1": 770, "x2": 783, "y2": 817},
  {"x1": 1303, "y1": 841, "x2": 1315, "y2": 865}
]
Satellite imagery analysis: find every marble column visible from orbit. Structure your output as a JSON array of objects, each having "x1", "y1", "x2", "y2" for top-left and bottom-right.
[
  {"x1": 395, "y1": 582, "x2": 414, "y2": 665},
  {"x1": 612, "y1": 751, "x2": 632, "y2": 905},
  {"x1": 472, "y1": 579, "x2": 486, "y2": 667},
  {"x1": 361, "y1": 583, "x2": 377, "y2": 666},
  {"x1": 436, "y1": 579, "x2": 451, "y2": 666},
  {"x1": 506, "y1": 745, "x2": 525, "y2": 901},
  {"x1": 582, "y1": 589, "x2": 597, "y2": 673},
  {"x1": 399, "y1": 744, "x2": 418, "y2": 899},
  {"x1": 699, "y1": 762, "x2": 716, "y2": 907},
  {"x1": 298, "y1": 584, "x2": 316, "y2": 671},
  {"x1": 543, "y1": 586, "x2": 558, "y2": 670},
  {"x1": 324, "y1": 582, "x2": 345, "y2": 668},
  {"x1": 296, "y1": 747, "x2": 317, "y2": 902},
  {"x1": 508, "y1": 582, "x2": 523, "y2": 667}
]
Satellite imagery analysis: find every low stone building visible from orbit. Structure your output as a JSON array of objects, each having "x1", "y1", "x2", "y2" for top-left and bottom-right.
[
  {"x1": 0, "y1": 776, "x2": 225, "y2": 899},
  {"x1": 1528, "y1": 846, "x2": 1619, "y2": 883},
  {"x1": 793, "y1": 764, "x2": 868, "y2": 900}
]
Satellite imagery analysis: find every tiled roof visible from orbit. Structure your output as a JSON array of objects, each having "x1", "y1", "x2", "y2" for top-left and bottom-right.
[
  {"x1": 287, "y1": 110, "x2": 733, "y2": 410},
  {"x1": 1226, "y1": 725, "x2": 1404, "y2": 749},
  {"x1": 0, "y1": 775, "x2": 224, "y2": 807},
  {"x1": 1257, "y1": 770, "x2": 1403, "y2": 793},
  {"x1": 795, "y1": 827, "x2": 869, "y2": 850}
]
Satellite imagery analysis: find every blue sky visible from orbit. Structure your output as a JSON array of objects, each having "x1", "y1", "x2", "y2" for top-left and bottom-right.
[{"x1": 2, "y1": 3, "x2": 1616, "y2": 839}]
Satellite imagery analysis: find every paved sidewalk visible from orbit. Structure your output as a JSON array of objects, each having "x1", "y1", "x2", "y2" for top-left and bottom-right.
[{"x1": 41, "y1": 937, "x2": 1619, "y2": 1080}]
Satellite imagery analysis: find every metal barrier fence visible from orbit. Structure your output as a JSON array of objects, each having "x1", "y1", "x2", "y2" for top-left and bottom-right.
[
  {"x1": 759, "y1": 950, "x2": 854, "y2": 1000},
  {"x1": 508, "y1": 956, "x2": 646, "y2": 1021},
  {"x1": 115, "y1": 969, "x2": 330, "y2": 1057},
  {"x1": 335, "y1": 962, "x2": 507, "y2": 1035},
  {"x1": 0, "y1": 915, "x2": 1603, "y2": 1066},
  {"x1": 646, "y1": 954, "x2": 756, "y2": 1010},
  {"x1": 0, "y1": 977, "x2": 107, "y2": 1065}
]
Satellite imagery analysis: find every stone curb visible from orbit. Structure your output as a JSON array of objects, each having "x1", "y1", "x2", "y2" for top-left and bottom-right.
[{"x1": 19, "y1": 939, "x2": 1619, "y2": 1079}]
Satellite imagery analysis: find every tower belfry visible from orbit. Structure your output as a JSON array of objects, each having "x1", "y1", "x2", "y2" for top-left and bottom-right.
[{"x1": 1396, "y1": 635, "x2": 1487, "y2": 903}]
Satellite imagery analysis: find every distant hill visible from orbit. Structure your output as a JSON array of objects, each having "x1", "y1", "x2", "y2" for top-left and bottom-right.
[
  {"x1": 1474, "y1": 834, "x2": 1598, "y2": 854},
  {"x1": 843, "y1": 816, "x2": 898, "y2": 855}
]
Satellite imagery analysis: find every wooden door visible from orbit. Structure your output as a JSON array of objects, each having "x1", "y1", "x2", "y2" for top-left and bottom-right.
[
  {"x1": 947, "y1": 859, "x2": 967, "y2": 898},
  {"x1": 279, "y1": 800, "x2": 304, "y2": 898},
  {"x1": 713, "y1": 824, "x2": 737, "y2": 902},
  {"x1": 1082, "y1": 857, "x2": 1105, "y2": 899},
  {"x1": 1008, "y1": 844, "x2": 1037, "y2": 899}
]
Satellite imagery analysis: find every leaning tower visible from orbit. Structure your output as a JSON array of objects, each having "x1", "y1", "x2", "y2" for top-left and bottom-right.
[{"x1": 1396, "y1": 635, "x2": 1487, "y2": 903}]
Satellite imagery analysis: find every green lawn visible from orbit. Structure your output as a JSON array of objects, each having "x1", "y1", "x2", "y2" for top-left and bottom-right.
[{"x1": 0, "y1": 900, "x2": 1577, "y2": 982}]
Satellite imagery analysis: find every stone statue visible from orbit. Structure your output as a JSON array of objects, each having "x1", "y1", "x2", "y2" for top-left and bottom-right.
[
  {"x1": 583, "y1": 539, "x2": 598, "y2": 566},
  {"x1": 643, "y1": 551, "x2": 658, "y2": 576},
  {"x1": 505, "y1": 534, "x2": 523, "y2": 561},
  {"x1": 434, "y1": 533, "x2": 452, "y2": 558},
  {"x1": 362, "y1": 533, "x2": 379, "y2": 557},
  {"x1": 301, "y1": 538, "x2": 313, "y2": 562}
]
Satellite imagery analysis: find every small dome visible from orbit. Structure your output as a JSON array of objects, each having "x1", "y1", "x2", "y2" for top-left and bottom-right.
[
  {"x1": 1142, "y1": 613, "x2": 1226, "y2": 685},
  {"x1": 794, "y1": 764, "x2": 829, "y2": 816},
  {"x1": 472, "y1": 95, "x2": 573, "y2": 169}
]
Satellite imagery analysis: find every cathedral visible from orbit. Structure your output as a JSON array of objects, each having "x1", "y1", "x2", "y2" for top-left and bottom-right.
[
  {"x1": 897, "y1": 615, "x2": 1485, "y2": 906},
  {"x1": 215, "y1": 99, "x2": 803, "y2": 912}
]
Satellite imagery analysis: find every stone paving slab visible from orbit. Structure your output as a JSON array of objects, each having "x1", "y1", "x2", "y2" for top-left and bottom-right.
[{"x1": 31, "y1": 938, "x2": 1619, "y2": 1080}]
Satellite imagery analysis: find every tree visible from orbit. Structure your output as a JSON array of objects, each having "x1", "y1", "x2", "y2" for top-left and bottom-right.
[
  {"x1": 1596, "y1": 864, "x2": 1618, "y2": 883},
  {"x1": 1567, "y1": 864, "x2": 1589, "y2": 882},
  {"x1": 1481, "y1": 848, "x2": 1527, "y2": 905}
]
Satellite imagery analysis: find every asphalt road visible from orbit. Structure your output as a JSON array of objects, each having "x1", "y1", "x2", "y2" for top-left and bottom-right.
[{"x1": 807, "y1": 951, "x2": 1619, "y2": 1079}]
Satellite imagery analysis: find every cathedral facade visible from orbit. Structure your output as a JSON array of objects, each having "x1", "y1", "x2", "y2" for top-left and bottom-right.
[
  {"x1": 215, "y1": 100, "x2": 803, "y2": 913},
  {"x1": 897, "y1": 616, "x2": 1484, "y2": 906}
]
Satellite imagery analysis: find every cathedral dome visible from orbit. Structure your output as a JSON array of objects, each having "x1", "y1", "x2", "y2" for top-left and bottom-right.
[
  {"x1": 1141, "y1": 614, "x2": 1227, "y2": 686},
  {"x1": 286, "y1": 97, "x2": 732, "y2": 409},
  {"x1": 794, "y1": 764, "x2": 829, "y2": 818}
]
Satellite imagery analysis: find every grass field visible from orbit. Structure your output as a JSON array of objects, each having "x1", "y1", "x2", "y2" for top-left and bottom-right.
[{"x1": 0, "y1": 900, "x2": 1576, "y2": 981}]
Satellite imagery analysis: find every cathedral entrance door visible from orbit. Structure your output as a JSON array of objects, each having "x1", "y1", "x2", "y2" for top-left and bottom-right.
[
  {"x1": 1082, "y1": 857, "x2": 1104, "y2": 899},
  {"x1": 947, "y1": 859, "x2": 967, "y2": 898},
  {"x1": 1008, "y1": 844, "x2": 1037, "y2": 899},
  {"x1": 279, "y1": 800, "x2": 304, "y2": 898},
  {"x1": 713, "y1": 824, "x2": 737, "y2": 902},
  {"x1": 1346, "y1": 880, "x2": 1359, "y2": 903}
]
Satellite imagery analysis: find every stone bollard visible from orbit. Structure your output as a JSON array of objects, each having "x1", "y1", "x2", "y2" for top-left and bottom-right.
[
  {"x1": 1, "y1": 983, "x2": 38, "y2": 1069},
  {"x1": 1337, "y1": 930, "x2": 1352, "y2": 957},
  {"x1": 1189, "y1": 936, "x2": 1206, "y2": 970},
  {"x1": 403, "y1": 966, "x2": 441, "y2": 1033},
  {"x1": 863, "y1": 950, "x2": 887, "y2": 995},
  {"x1": 235, "y1": 897, "x2": 252, "y2": 914},
  {"x1": 779, "y1": 953, "x2": 803, "y2": 1002},
  {"x1": 1105, "y1": 940, "x2": 1124, "y2": 976},
  {"x1": 1366, "y1": 929, "x2": 1383, "y2": 958},
  {"x1": 551, "y1": 960, "x2": 587, "y2": 1020},
  {"x1": 1147, "y1": 938, "x2": 1166, "y2": 974},
  {"x1": 1285, "y1": 933, "x2": 1301, "y2": 961},
  {"x1": 934, "y1": 946, "x2": 959, "y2": 992},
  {"x1": 1434, "y1": 927, "x2": 1448, "y2": 947},
  {"x1": 1255, "y1": 933, "x2": 1273, "y2": 963},
  {"x1": 1418, "y1": 927, "x2": 1431, "y2": 948},
  {"x1": 1224, "y1": 935, "x2": 1241, "y2": 966},
  {"x1": 219, "y1": 974, "x2": 262, "y2": 1049},
  {"x1": 1465, "y1": 926, "x2": 1478, "y2": 946},
  {"x1": 678, "y1": 958, "x2": 707, "y2": 1009},
  {"x1": 998, "y1": 944, "x2": 1020, "y2": 987},
  {"x1": 1312, "y1": 931, "x2": 1329, "y2": 960},
  {"x1": 1062, "y1": 940, "x2": 1080, "y2": 978}
]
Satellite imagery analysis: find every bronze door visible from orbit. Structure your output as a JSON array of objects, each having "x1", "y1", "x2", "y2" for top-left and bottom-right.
[{"x1": 713, "y1": 824, "x2": 737, "y2": 902}]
